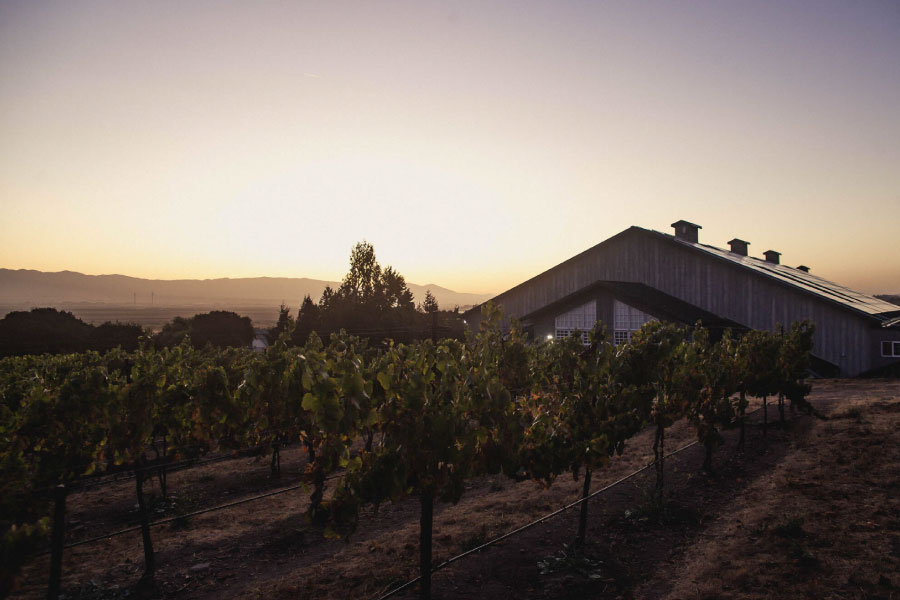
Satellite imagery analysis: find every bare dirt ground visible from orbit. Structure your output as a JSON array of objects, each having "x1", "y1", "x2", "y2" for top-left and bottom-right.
[{"x1": 10, "y1": 379, "x2": 900, "y2": 600}]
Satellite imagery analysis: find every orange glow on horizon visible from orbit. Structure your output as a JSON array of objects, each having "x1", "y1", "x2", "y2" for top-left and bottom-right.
[{"x1": 1, "y1": 2, "x2": 898, "y2": 296}]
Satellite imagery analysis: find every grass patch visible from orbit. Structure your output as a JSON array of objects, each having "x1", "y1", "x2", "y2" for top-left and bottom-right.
[
  {"x1": 169, "y1": 514, "x2": 192, "y2": 531},
  {"x1": 833, "y1": 406, "x2": 865, "y2": 423},
  {"x1": 624, "y1": 492, "x2": 698, "y2": 527},
  {"x1": 774, "y1": 516, "x2": 806, "y2": 539},
  {"x1": 60, "y1": 581, "x2": 131, "y2": 599},
  {"x1": 769, "y1": 517, "x2": 820, "y2": 572},
  {"x1": 789, "y1": 542, "x2": 821, "y2": 570},
  {"x1": 458, "y1": 524, "x2": 491, "y2": 553},
  {"x1": 143, "y1": 491, "x2": 201, "y2": 524},
  {"x1": 537, "y1": 545, "x2": 606, "y2": 581}
]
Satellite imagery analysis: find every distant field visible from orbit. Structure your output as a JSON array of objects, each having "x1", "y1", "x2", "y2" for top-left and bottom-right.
[{"x1": 0, "y1": 304, "x2": 281, "y2": 330}]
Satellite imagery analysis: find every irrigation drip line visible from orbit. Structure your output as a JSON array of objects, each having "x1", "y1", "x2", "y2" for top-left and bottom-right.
[
  {"x1": 24, "y1": 432, "x2": 309, "y2": 498},
  {"x1": 72, "y1": 441, "x2": 291, "y2": 491},
  {"x1": 31, "y1": 438, "x2": 223, "y2": 487},
  {"x1": 372, "y1": 441, "x2": 698, "y2": 600},
  {"x1": 68, "y1": 451, "x2": 250, "y2": 493},
  {"x1": 33, "y1": 402, "x2": 784, "y2": 579},
  {"x1": 70, "y1": 438, "x2": 362, "y2": 494},
  {"x1": 374, "y1": 405, "x2": 770, "y2": 600},
  {"x1": 48, "y1": 470, "x2": 346, "y2": 554},
  {"x1": 58, "y1": 483, "x2": 303, "y2": 552}
]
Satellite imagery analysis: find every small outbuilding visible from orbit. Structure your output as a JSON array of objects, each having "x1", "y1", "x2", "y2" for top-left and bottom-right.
[{"x1": 252, "y1": 330, "x2": 269, "y2": 352}]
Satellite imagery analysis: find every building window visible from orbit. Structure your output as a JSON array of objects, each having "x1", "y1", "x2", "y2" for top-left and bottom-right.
[
  {"x1": 556, "y1": 328, "x2": 590, "y2": 345},
  {"x1": 882, "y1": 341, "x2": 900, "y2": 357},
  {"x1": 554, "y1": 301, "x2": 596, "y2": 346},
  {"x1": 613, "y1": 330, "x2": 630, "y2": 346},
  {"x1": 613, "y1": 300, "x2": 654, "y2": 346}
]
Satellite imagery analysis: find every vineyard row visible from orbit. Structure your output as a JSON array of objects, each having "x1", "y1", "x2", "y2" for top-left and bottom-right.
[{"x1": 0, "y1": 304, "x2": 815, "y2": 599}]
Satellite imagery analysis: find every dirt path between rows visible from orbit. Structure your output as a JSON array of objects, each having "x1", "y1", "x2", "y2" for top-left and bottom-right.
[{"x1": 10, "y1": 379, "x2": 899, "y2": 600}]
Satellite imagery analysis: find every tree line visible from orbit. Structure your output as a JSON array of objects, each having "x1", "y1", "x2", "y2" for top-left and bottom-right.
[
  {"x1": 0, "y1": 308, "x2": 255, "y2": 357},
  {"x1": 275, "y1": 241, "x2": 462, "y2": 346},
  {"x1": 0, "y1": 241, "x2": 459, "y2": 358},
  {"x1": 0, "y1": 309, "x2": 144, "y2": 357}
]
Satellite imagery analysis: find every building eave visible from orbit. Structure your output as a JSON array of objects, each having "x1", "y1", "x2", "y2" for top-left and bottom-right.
[{"x1": 463, "y1": 226, "x2": 644, "y2": 318}]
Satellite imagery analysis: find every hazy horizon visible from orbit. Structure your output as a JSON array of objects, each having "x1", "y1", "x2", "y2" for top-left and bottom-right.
[
  {"x1": 0, "y1": 266, "x2": 495, "y2": 295},
  {"x1": 2, "y1": 1, "x2": 898, "y2": 294},
  {"x1": 0, "y1": 267, "x2": 495, "y2": 315}
]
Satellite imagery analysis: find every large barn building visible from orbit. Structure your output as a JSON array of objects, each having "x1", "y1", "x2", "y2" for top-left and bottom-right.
[{"x1": 465, "y1": 221, "x2": 900, "y2": 377}]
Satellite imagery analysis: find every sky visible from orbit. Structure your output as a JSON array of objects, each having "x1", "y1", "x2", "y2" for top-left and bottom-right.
[{"x1": 1, "y1": 0, "x2": 898, "y2": 295}]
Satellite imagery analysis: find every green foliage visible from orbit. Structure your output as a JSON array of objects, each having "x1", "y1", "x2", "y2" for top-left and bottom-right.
[
  {"x1": 467, "y1": 305, "x2": 532, "y2": 477},
  {"x1": 0, "y1": 308, "x2": 818, "y2": 598},
  {"x1": 1, "y1": 518, "x2": 49, "y2": 597},
  {"x1": 334, "y1": 338, "x2": 477, "y2": 510},
  {"x1": 689, "y1": 328, "x2": 739, "y2": 470},
  {"x1": 515, "y1": 317, "x2": 646, "y2": 546},
  {"x1": 620, "y1": 321, "x2": 697, "y2": 495},
  {"x1": 777, "y1": 321, "x2": 816, "y2": 415},
  {"x1": 737, "y1": 329, "x2": 780, "y2": 400},
  {"x1": 297, "y1": 333, "x2": 374, "y2": 517}
]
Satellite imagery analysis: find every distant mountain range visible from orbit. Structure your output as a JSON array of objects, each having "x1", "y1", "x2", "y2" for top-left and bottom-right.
[{"x1": 0, "y1": 269, "x2": 493, "y2": 312}]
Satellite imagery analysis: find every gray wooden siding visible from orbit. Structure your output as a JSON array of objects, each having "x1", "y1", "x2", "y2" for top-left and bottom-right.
[{"x1": 470, "y1": 228, "x2": 884, "y2": 376}]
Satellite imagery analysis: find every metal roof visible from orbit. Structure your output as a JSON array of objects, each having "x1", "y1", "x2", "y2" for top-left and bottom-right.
[
  {"x1": 648, "y1": 228, "x2": 900, "y2": 321},
  {"x1": 465, "y1": 225, "x2": 900, "y2": 329}
]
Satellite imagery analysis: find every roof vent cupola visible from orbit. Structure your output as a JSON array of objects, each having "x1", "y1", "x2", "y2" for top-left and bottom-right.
[
  {"x1": 728, "y1": 238, "x2": 750, "y2": 256},
  {"x1": 671, "y1": 220, "x2": 702, "y2": 243},
  {"x1": 764, "y1": 250, "x2": 781, "y2": 264},
  {"x1": 797, "y1": 265, "x2": 810, "y2": 273}
]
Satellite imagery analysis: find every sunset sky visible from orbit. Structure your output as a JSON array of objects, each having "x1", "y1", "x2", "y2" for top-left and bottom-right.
[{"x1": 1, "y1": 1, "x2": 898, "y2": 295}]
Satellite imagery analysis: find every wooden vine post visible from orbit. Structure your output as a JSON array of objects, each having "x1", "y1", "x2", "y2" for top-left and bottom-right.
[
  {"x1": 46, "y1": 484, "x2": 67, "y2": 600},
  {"x1": 419, "y1": 490, "x2": 434, "y2": 600},
  {"x1": 135, "y1": 459, "x2": 155, "y2": 583}
]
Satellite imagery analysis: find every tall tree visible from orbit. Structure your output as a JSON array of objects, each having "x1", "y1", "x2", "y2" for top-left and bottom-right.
[
  {"x1": 318, "y1": 286, "x2": 336, "y2": 311},
  {"x1": 0, "y1": 308, "x2": 91, "y2": 356},
  {"x1": 422, "y1": 290, "x2": 439, "y2": 314},
  {"x1": 381, "y1": 266, "x2": 415, "y2": 311},
  {"x1": 309, "y1": 242, "x2": 429, "y2": 341},
  {"x1": 292, "y1": 295, "x2": 320, "y2": 345},
  {"x1": 154, "y1": 311, "x2": 254, "y2": 349},
  {"x1": 268, "y1": 304, "x2": 294, "y2": 345},
  {"x1": 338, "y1": 241, "x2": 382, "y2": 305}
]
